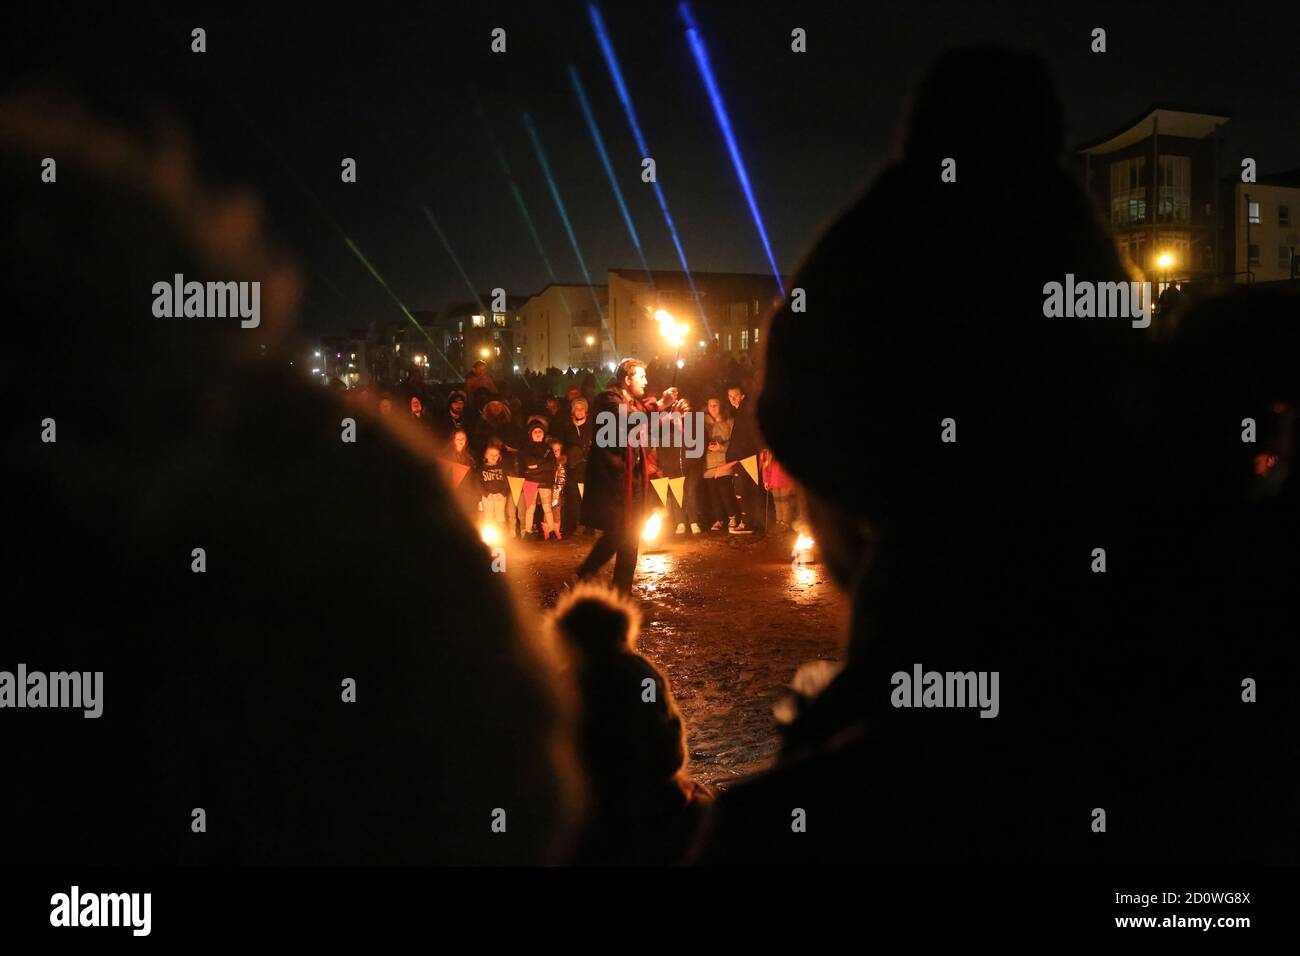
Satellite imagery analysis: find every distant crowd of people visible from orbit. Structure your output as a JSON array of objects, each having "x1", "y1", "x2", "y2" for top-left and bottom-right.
[{"x1": 339, "y1": 356, "x2": 800, "y2": 544}]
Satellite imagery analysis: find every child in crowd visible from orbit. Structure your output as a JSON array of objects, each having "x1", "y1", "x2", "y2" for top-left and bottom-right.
[
  {"x1": 479, "y1": 443, "x2": 511, "y2": 537},
  {"x1": 760, "y1": 449, "x2": 799, "y2": 529},
  {"x1": 551, "y1": 583, "x2": 712, "y2": 864},
  {"x1": 444, "y1": 429, "x2": 479, "y2": 514},
  {"x1": 548, "y1": 437, "x2": 567, "y2": 541},
  {"x1": 519, "y1": 419, "x2": 558, "y2": 538}
]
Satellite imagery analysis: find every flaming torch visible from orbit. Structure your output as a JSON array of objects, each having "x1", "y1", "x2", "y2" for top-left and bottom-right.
[
  {"x1": 655, "y1": 308, "x2": 689, "y2": 384},
  {"x1": 480, "y1": 524, "x2": 503, "y2": 547},
  {"x1": 641, "y1": 509, "x2": 666, "y2": 553}
]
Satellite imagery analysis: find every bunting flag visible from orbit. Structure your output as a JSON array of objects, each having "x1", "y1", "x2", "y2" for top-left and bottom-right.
[
  {"x1": 522, "y1": 480, "x2": 541, "y2": 512},
  {"x1": 448, "y1": 463, "x2": 470, "y2": 489},
  {"x1": 650, "y1": 477, "x2": 670, "y2": 507},
  {"x1": 668, "y1": 476, "x2": 686, "y2": 507},
  {"x1": 576, "y1": 483, "x2": 584, "y2": 499},
  {"x1": 507, "y1": 475, "x2": 525, "y2": 506},
  {"x1": 740, "y1": 455, "x2": 760, "y2": 486}
]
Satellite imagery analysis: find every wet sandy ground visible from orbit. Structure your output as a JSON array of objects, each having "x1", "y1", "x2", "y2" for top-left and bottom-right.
[{"x1": 509, "y1": 528, "x2": 848, "y2": 788}]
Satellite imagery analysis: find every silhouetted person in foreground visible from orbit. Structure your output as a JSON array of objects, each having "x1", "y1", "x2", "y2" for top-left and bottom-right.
[
  {"x1": 553, "y1": 584, "x2": 712, "y2": 864},
  {"x1": 694, "y1": 46, "x2": 1300, "y2": 865},
  {"x1": 1, "y1": 93, "x2": 578, "y2": 865}
]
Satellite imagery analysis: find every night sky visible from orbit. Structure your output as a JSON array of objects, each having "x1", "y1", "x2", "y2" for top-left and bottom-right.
[{"x1": 8, "y1": 0, "x2": 1298, "y2": 332}]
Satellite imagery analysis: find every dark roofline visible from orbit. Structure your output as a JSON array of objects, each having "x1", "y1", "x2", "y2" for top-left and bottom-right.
[
  {"x1": 1218, "y1": 167, "x2": 1300, "y2": 187},
  {"x1": 609, "y1": 267, "x2": 790, "y2": 284},
  {"x1": 1074, "y1": 104, "x2": 1233, "y2": 153},
  {"x1": 1260, "y1": 167, "x2": 1300, "y2": 187},
  {"x1": 528, "y1": 282, "x2": 609, "y2": 296}
]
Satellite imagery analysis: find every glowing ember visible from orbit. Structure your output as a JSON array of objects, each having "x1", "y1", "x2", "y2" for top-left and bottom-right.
[{"x1": 641, "y1": 511, "x2": 663, "y2": 542}]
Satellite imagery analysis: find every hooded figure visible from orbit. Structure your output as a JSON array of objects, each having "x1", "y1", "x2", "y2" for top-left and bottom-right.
[
  {"x1": 553, "y1": 584, "x2": 712, "y2": 864},
  {"x1": 691, "y1": 46, "x2": 1298, "y2": 866},
  {"x1": 519, "y1": 417, "x2": 557, "y2": 488},
  {"x1": 0, "y1": 96, "x2": 578, "y2": 866}
]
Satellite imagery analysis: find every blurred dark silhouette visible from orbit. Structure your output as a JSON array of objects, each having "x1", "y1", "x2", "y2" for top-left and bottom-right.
[
  {"x1": 697, "y1": 46, "x2": 1300, "y2": 865},
  {"x1": 552, "y1": 584, "x2": 712, "y2": 864},
  {"x1": 0, "y1": 92, "x2": 579, "y2": 864}
]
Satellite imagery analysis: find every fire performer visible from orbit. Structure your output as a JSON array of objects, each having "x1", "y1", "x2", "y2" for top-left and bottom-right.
[{"x1": 574, "y1": 358, "x2": 688, "y2": 593}]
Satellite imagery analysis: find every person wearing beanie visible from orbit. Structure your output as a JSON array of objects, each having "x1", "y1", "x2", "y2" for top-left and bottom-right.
[
  {"x1": 694, "y1": 45, "x2": 1185, "y2": 866},
  {"x1": 439, "y1": 388, "x2": 469, "y2": 442},
  {"x1": 519, "y1": 418, "x2": 558, "y2": 538},
  {"x1": 552, "y1": 582, "x2": 712, "y2": 864}
]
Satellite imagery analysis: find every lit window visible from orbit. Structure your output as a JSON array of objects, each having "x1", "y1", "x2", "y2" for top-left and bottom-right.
[
  {"x1": 1156, "y1": 156, "x2": 1190, "y2": 223},
  {"x1": 740, "y1": 330, "x2": 749, "y2": 351},
  {"x1": 493, "y1": 314, "x2": 506, "y2": 327},
  {"x1": 754, "y1": 328, "x2": 759, "y2": 344},
  {"x1": 472, "y1": 315, "x2": 486, "y2": 328},
  {"x1": 1109, "y1": 157, "x2": 1147, "y2": 225},
  {"x1": 1248, "y1": 202, "x2": 1260, "y2": 225}
]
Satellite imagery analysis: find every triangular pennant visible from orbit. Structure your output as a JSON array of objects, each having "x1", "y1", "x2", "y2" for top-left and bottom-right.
[
  {"x1": 740, "y1": 455, "x2": 760, "y2": 486},
  {"x1": 522, "y1": 480, "x2": 541, "y2": 511},
  {"x1": 668, "y1": 476, "x2": 686, "y2": 507},
  {"x1": 650, "y1": 477, "x2": 669, "y2": 506},
  {"x1": 576, "y1": 482, "x2": 584, "y2": 499},
  {"x1": 450, "y1": 463, "x2": 470, "y2": 488},
  {"x1": 507, "y1": 475, "x2": 525, "y2": 505}
]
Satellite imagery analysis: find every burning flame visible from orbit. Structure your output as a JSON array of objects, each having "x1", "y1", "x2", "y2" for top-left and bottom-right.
[
  {"x1": 655, "y1": 309, "x2": 689, "y2": 349},
  {"x1": 641, "y1": 511, "x2": 663, "y2": 542},
  {"x1": 481, "y1": 524, "x2": 503, "y2": 547},
  {"x1": 793, "y1": 534, "x2": 814, "y2": 554}
]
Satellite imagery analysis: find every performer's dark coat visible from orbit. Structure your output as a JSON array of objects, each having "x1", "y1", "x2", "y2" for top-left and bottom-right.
[{"x1": 581, "y1": 387, "x2": 658, "y2": 533}]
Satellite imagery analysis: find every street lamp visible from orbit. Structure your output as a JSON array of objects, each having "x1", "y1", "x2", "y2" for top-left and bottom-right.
[
  {"x1": 1156, "y1": 251, "x2": 1175, "y2": 302},
  {"x1": 585, "y1": 335, "x2": 595, "y2": 346}
]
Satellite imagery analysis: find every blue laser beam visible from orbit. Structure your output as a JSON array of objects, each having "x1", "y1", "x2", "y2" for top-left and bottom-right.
[
  {"x1": 522, "y1": 112, "x2": 611, "y2": 344},
  {"x1": 420, "y1": 205, "x2": 488, "y2": 318},
  {"x1": 203, "y1": 69, "x2": 459, "y2": 378},
  {"x1": 679, "y1": 2, "x2": 784, "y2": 295},
  {"x1": 587, "y1": 2, "x2": 712, "y2": 337},
  {"x1": 472, "y1": 98, "x2": 571, "y2": 322},
  {"x1": 568, "y1": 64, "x2": 653, "y2": 285}
]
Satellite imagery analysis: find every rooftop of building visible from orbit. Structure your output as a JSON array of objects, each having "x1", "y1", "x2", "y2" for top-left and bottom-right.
[
  {"x1": 1077, "y1": 106, "x2": 1231, "y2": 156},
  {"x1": 609, "y1": 267, "x2": 790, "y2": 288}
]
